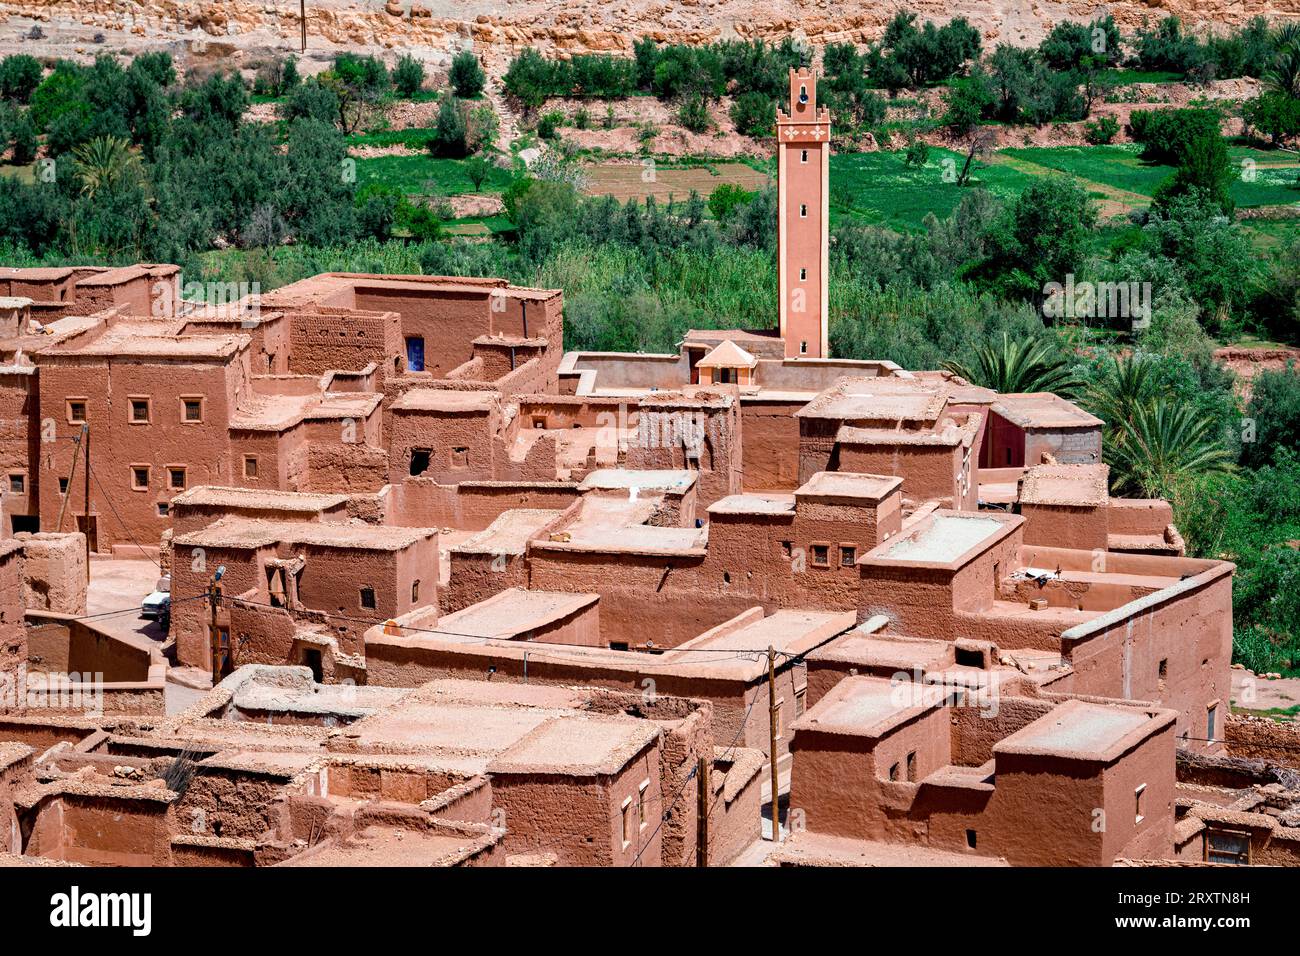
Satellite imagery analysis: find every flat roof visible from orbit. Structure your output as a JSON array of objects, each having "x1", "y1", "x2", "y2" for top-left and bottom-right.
[
  {"x1": 577, "y1": 469, "x2": 697, "y2": 493},
  {"x1": 707, "y1": 493, "x2": 795, "y2": 517},
  {"x1": 434, "y1": 589, "x2": 597, "y2": 639},
  {"x1": 346, "y1": 700, "x2": 563, "y2": 762},
  {"x1": 681, "y1": 608, "x2": 856, "y2": 656},
  {"x1": 994, "y1": 698, "x2": 1173, "y2": 763},
  {"x1": 792, "y1": 675, "x2": 943, "y2": 740},
  {"x1": 807, "y1": 633, "x2": 953, "y2": 673},
  {"x1": 797, "y1": 377, "x2": 950, "y2": 424},
  {"x1": 453, "y1": 509, "x2": 564, "y2": 556},
  {"x1": 171, "y1": 486, "x2": 349, "y2": 513},
  {"x1": 865, "y1": 512, "x2": 1012, "y2": 567},
  {"x1": 280, "y1": 825, "x2": 493, "y2": 867},
  {"x1": 795, "y1": 471, "x2": 902, "y2": 504},
  {"x1": 40, "y1": 322, "x2": 248, "y2": 360},
  {"x1": 174, "y1": 516, "x2": 435, "y2": 552},
  {"x1": 393, "y1": 389, "x2": 499, "y2": 413},
  {"x1": 1019, "y1": 464, "x2": 1109, "y2": 507},
  {"x1": 835, "y1": 421, "x2": 973, "y2": 447},
  {"x1": 992, "y1": 393, "x2": 1103, "y2": 429},
  {"x1": 773, "y1": 830, "x2": 1010, "y2": 867},
  {"x1": 487, "y1": 715, "x2": 660, "y2": 776}
]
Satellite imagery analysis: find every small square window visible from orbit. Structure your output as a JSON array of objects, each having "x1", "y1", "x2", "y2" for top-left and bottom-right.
[
  {"x1": 450, "y1": 447, "x2": 469, "y2": 468},
  {"x1": 799, "y1": 267, "x2": 807, "y2": 281},
  {"x1": 1135, "y1": 783, "x2": 1147, "y2": 825},
  {"x1": 906, "y1": 751, "x2": 917, "y2": 782},
  {"x1": 411, "y1": 580, "x2": 420, "y2": 603},
  {"x1": 182, "y1": 398, "x2": 203, "y2": 422},
  {"x1": 244, "y1": 456, "x2": 259, "y2": 479},
  {"x1": 799, "y1": 204, "x2": 808, "y2": 218},
  {"x1": 1207, "y1": 704, "x2": 1218, "y2": 741},
  {"x1": 67, "y1": 400, "x2": 87, "y2": 423},
  {"x1": 168, "y1": 468, "x2": 186, "y2": 490},
  {"x1": 129, "y1": 398, "x2": 150, "y2": 423},
  {"x1": 888, "y1": 762, "x2": 900, "y2": 782},
  {"x1": 966, "y1": 829, "x2": 977, "y2": 849},
  {"x1": 800, "y1": 149, "x2": 808, "y2": 163},
  {"x1": 131, "y1": 467, "x2": 149, "y2": 490},
  {"x1": 638, "y1": 780, "x2": 649, "y2": 830},
  {"x1": 1158, "y1": 658, "x2": 1168, "y2": 680},
  {"x1": 811, "y1": 544, "x2": 829, "y2": 566},
  {"x1": 799, "y1": 340, "x2": 808, "y2": 355},
  {"x1": 840, "y1": 545, "x2": 856, "y2": 566},
  {"x1": 359, "y1": 587, "x2": 376, "y2": 610},
  {"x1": 58, "y1": 478, "x2": 69, "y2": 495},
  {"x1": 8, "y1": 473, "x2": 24, "y2": 494},
  {"x1": 157, "y1": 502, "x2": 170, "y2": 516}
]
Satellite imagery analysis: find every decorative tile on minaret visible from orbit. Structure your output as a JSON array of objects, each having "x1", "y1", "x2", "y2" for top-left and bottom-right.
[{"x1": 776, "y1": 67, "x2": 830, "y2": 360}]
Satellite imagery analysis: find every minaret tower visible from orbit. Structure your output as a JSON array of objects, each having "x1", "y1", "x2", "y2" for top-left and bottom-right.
[{"x1": 776, "y1": 67, "x2": 830, "y2": 359}]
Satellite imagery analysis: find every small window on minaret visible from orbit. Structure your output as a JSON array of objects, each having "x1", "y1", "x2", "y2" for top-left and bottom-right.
[
  {"x1": 799, "y1": 204, "x2": 807, "y2": 217},
  {"x1": 799, "y1": 268, "x2": 807, "y2": 281},
  {"x1": 801, "y1": 149, "x2": 808, "y2": 163},
  {"x1": 800, "y1": 341, "x2": 808, "y2": 354}
]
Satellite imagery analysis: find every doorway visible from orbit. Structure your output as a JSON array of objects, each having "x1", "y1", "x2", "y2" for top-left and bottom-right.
[{"x1": 405, "y1": 336, "x2": 425, "y2": 372}]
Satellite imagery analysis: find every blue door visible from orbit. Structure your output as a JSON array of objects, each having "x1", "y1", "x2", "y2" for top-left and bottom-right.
[{"x1": 405, "y1": 336, "x2": 425, "y2": 372}]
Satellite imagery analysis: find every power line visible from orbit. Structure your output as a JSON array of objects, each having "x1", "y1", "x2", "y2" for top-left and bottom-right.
[{"x1": 88, "y1": 464, "x2": 163, "y2": 571}]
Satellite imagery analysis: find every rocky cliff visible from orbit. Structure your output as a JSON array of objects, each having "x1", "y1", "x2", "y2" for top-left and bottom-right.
[{"x1": 1, "y1": 0, "x2": 1298, "y2": 66}]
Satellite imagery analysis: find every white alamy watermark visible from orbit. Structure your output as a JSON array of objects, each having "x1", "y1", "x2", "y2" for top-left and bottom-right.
[
  {"x1": 0, "y1": 666, "x2": 104, "y2": 716},
  {"x1": 1042, "y1": 274, "x2": 1151, "y2": 330},
  {"x1": 49, "y1": 887, "x2": 151, "y2": 937},
  {"x1": 152, "y1": 275, "x2": 261, "y2": 325}
]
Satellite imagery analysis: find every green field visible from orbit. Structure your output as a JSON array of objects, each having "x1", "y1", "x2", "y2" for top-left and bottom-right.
[
  {"x1": 353, "y1": 153, "x2": 512, "y2": 196},
  {"x1": 1003, "y1": 144, "x2": 1300, "y2": 208},
  {"x1": 820, "y1": 143, "x2": 1300, "y2": 235},
  {"x1": 828, "y1": 149, "x2": 1038, "y2": 230}
]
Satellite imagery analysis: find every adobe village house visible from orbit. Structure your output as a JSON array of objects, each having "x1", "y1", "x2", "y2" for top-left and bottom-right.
[{"x1": 0, "y1": 71, "x2": 1294, "y2": 869}]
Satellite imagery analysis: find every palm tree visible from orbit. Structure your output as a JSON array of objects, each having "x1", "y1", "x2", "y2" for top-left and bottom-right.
[
  {"x1": 1105, "y1": 399, "x2": 1234, "y2": 499},
  {"x1": 71, "y1": 136, "x2": 145, "y2": 201},
  {"x1": 1084, "y1": 353, "x2": 1157, "y2": 429},
  {"x1": 942, "y1": 332, "x2": 1084, "y2": 398},
  {"x1": 1263, "y1": 26, "x2": 1300, "y2": 99}
]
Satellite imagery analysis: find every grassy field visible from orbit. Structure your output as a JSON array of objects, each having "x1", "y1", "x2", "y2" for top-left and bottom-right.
[
  {"x1": 353, "y1": 153, "x2": 513, "y2": 196},
  {"x1": 827, "y1": 148, "x2": 1039, "y2": 230},
  {"x1": 818, "y1": 143, "x2": 1300, "y2": 234}
]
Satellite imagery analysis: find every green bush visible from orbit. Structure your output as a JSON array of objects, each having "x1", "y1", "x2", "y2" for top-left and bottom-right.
[
  {"x1": 729, "y1": 91, "x2": 775, "y2": 137},
  {"x1": 1083, "y1": 115, "x2": 1119, "y2": 144},
  {"x1": 536, "y1": 109, "x2": 563, "y2": 140},
  {"x1": 678, "y1": 95, "x2": 711, "y2": 133},
  {"x1": 449, "y1": 50, "x2": 485, "y2": 99},
  {"x1": 392, "y1": 55, "x2": 426, "y2": 98}
]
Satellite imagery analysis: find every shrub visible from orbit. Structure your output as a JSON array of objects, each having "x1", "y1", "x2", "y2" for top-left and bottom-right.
[
  {"x1": 1128, "y1": 107, "x2": 1221, "y2": 165},
  {"x1": 729, "y1": 91, "x2": 775, "y2": 137},
  {"x1": 392, "y1": 54, "x2": 425, "y2": 98},
  {"x1": 678, "y1": 94, "x2": 711, "y2": 133},
  {"x1": 1083, "y1": 115, "x2": 1119, "y2": 144},
  {"x1": 536, "y1": 109, "x2": 563, "y2": 140},
  {"x1": 428, "y1": 95, "x2": 467, "y2": 157},
  {"x1": 449, "y1": 50, "x2": 486, "y2": 98}
]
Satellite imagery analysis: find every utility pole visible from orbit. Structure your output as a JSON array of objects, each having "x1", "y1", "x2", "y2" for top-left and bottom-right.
[
  {"x1": 768, "y1": 645, "x2": 781, "y2": 844},
  {"x1": 695, "y1": 754, "x2": 710, "y2": 867},
  {"x1": 209, "y1": 573, "x2": 223, "y2": 685},
  {"x1": 55, "y1": 424, "x2": 86, "y2": 533},
  {"x1": 83, "y1": 424, "x2": 91, "y2": 578}
]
